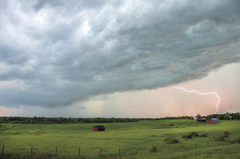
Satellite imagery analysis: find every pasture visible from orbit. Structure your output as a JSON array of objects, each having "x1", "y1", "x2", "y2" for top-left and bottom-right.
[{"x1": 0, "y1": 119, "x2": 240, "y2": 158}]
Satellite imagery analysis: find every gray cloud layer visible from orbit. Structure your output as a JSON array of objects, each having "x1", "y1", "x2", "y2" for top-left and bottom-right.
[{"x1": 0, "y1": 0, "x2": 240, "y2": 108}]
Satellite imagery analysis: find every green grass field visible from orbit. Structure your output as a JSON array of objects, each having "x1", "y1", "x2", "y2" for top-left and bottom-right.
[{"x1": 0, "y1": 119, "x2": 240, "y2": 158}]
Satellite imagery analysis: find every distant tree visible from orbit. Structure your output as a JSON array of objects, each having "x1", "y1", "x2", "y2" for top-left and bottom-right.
[
  {"x1": 33, "y1": 116, "x2": 37, "y2": 121},
  {"x1": 27, "y1": 117, "x2": 30, "y2": 123},
  {"x1": 224, "y1": 114, "x2": 230, "y2": 120},
  {"x1": 52, "y1": 118, "x2": 57, "y2": 123},
  {"x1": 236, "y1": 112, "x2": 240, "y2": 119},
  {"x1": 218, "y1": 114, "x2": 224, "y2": 120},
  {"x1": 68, "y1": 117, "x2": 72, "y2": 123},
  {"x1": 58, "y1": 117, "x2": 62, "y2": 124},
  {"x1": 196, "y1": 114, "x2": 201, "y2": 120},
  {"x1": 38, "y1": 117, "x2": 42, "y2": 122}
]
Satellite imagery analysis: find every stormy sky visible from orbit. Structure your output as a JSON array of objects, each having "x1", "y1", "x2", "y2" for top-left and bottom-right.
[{"x1": 0, "y1": 0, "x2": 240, "y2": 117}]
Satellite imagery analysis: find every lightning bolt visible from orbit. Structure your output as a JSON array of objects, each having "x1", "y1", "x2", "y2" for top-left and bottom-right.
[{"x1": 173, "y1": 86, "x2": 220, "y2": 113}]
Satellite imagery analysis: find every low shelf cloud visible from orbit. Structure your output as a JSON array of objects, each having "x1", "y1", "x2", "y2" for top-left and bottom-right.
[{"x1": 0, "y1": 0, "x2": 240, "y2": 116}]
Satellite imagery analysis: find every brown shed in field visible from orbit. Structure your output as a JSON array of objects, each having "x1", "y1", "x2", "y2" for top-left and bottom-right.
[{"x1": 93, "y1": 125, "x2": 105, "y2": 131}]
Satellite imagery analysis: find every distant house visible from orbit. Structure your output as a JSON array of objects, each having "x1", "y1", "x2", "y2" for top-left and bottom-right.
[
  {"x1": 93, "y1": 125, "x2": 105, "y2": 131},
  {"x1": 197, "y1": 118, "x2": 206, "y2": 122},
  {"x1": 169, "y1": 124, "x2": 174, "y2": 126},
  {"x1": 207, "y1": 118, "x2": 219, "y2": 124}
]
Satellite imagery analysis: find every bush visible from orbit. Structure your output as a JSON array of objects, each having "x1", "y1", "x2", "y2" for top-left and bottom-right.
[
  {"x1": 163, "y1": 137, "x2": 179, "y2": 144},
  {"x1": 190, "y1": 132, "x2": 199, "y2": 137},
  {"x1": 167, "y1": 138, "x2": 179, "y2": 144},
  {"x1": 224, "y1": 131, "x2": 230, "y2": 137},
  {"x1": 182, "y1": 132, "x2": 199, "y2": 139},
  {"x1": 236, "y1": 138, "x2": 240, "y2": 143},
  {"x1": 163, "y1": 137, "x2": 170, "y2": 142},
  {"x1": 215, "y1": 136, "x2": 225, "y2": 141},
  {"x1": 224, "y1": 114, "x2": 230, "y2": 120},
  {"x1": 182, "y1": 134, "x2": 192, "y2": 139},
  {"x1": 200, "y1": 133, "x2": 208, "y2": 137},
  {"x1": 196, "y1": 114, "x2": 201, "y2": 120},
  {"x1": 229, "y1": 140, "x2": 236, "y2": 143},
  {"x1": 152, "y1": 145, "x2": 157, "y2": 152}
]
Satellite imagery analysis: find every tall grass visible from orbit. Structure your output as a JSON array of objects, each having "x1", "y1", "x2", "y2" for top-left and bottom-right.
[{"x1": 0, "y1": 120, "x2": 240, "y2": 158}]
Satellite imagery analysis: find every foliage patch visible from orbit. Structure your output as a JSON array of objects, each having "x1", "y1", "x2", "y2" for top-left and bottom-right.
[
  {"x1": 182, "y1": 134, "x2": 192, "y2": 139},
  {"x1": 215, "y1": 131, "x2": 231, "y2": 141},
  {"x1": 189, "y1": 132, "x2": 199, "y2": 137},
  {"x1": 223, "y1": 131, "x2": 230, "y2": 137},
  {"x1": 182, "y1": 132, "x2": 200, "y2": 139},
  {"x1": 151, "y1": 145, "x2": 157, "y2": 152},
  {"x1": 229, "y1": 139, "x2": 236, "y2": 143},
  {"x1": 215, "y1": 136, "x2": 225, "y2": 141},
  {"x1": 200, "y1": 133, "x2": 208, "y2": 137},
  {"x1": 228, "y1": 138, "x2": 240, "y2": 144},
  {"x1": 236, "y1": 138, "x2": 240, "y2": 143},
  {"x1": 167, "y1": 138, "x2": 179, "y2": 144},
  {"x1": 163, "y1": 137, "x2": 170, "y2": 142},
  {"x1": 163, "y1": 137, "x2": 179, "y2": 144}
]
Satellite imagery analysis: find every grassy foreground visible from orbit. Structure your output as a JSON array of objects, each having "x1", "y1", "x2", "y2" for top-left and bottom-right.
[{"x1": 0, "y1": 119, "x2": 240, "y2": 158}]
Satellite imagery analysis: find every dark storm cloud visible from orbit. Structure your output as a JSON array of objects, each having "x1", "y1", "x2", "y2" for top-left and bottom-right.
[
  {"x1": 0, "y1": 0, "x2": 240, "y2": 107},
  {"x1": 33, "y1": 0, "x2": 64, "y2": 10},
  {"x1": 33, "y1": 0, "x2": 108, "y2": 11}
]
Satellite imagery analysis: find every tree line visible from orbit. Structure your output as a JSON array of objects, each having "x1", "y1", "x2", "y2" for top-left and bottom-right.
[
  {"x1": 0, "y1": 116, "x2": 141, "y2": 124},
  {"x1": 198, "y1": 112, "x2": 240, "y2": 120},
  {"x1": 0, "y1": 112, "x2": 239, "y2": 124},
  {"x1": 0, "y1": 116, "x2": 192, "y2": 124}
]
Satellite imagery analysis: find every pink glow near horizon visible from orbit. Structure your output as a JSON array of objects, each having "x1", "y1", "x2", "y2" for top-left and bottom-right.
[
  {"x1": 173, "y1": 86, "x2": 220, "y2": 113},
  {"x1": 0, "y1": 111, "x2": 7, "y2": 116}
]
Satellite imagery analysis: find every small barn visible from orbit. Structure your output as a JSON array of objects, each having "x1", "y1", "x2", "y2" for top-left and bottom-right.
[
  {"x1": 93, "y1": 125, "x2": 105, "y2": 131},
  {"x1": 207, "y1": 118, "x2": 219, "y2": 124},
  {"x1": 197, "y1": 118, "x2": 206, "y2": 122}
]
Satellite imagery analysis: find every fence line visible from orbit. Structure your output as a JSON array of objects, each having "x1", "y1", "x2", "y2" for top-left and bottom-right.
[
  {"x1": 1, "y1": 145, "x2": 4, "y2": 155},
  {"x1": 0, "y1": 142, "x2": 238, "y2": 158}
]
